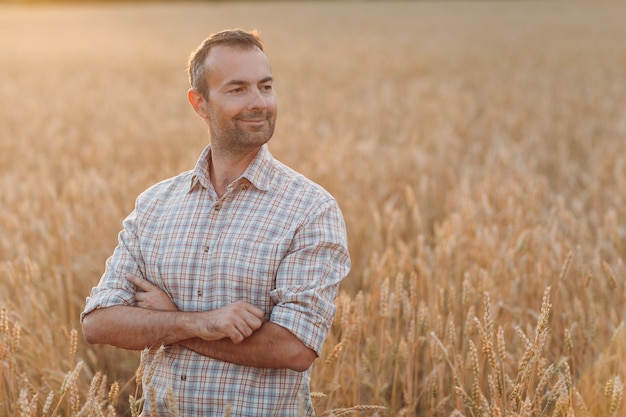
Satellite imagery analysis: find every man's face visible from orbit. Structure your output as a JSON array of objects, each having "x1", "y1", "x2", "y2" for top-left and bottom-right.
[{"x1": 203, "y1": 45, "x2": 277, "y2": 152}]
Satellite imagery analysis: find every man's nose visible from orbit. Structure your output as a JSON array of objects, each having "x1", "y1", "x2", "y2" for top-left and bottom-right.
[{"x1": 247, "y1": 88, "x2": 267, "y2": 110}]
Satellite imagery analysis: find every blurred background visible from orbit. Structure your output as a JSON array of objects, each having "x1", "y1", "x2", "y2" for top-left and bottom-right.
[{"x1": 1, "y1": 1, "x2": 626, "y2": 416}]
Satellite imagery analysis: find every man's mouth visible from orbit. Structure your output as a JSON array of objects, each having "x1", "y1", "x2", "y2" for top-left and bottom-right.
[{"x1": 238, "y1": 114, "x2": 267, "y2": 126}]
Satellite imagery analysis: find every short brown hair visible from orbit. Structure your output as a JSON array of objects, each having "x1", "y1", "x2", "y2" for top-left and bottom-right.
[{"x1": 187, "y1": 29, "x2": 264, "y2": 98}]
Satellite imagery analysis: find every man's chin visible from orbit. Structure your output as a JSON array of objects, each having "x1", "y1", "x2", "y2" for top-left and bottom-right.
[
  {"x1": 245, "y1": 129, "x2": 273, "y2": 145},
  {"x1": 237, "y1": 134, "x2": 272, "y2": 150}
]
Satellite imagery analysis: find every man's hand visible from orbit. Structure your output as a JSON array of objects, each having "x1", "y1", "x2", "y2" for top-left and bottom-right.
[
  {"x1": 128, "y1": 275, "x2": 178, "y2": 311},
  {"x1": 195, "y1": 301, "x2": 265, "y2": 344},
  {"x1": 127, "y1": 275, "x2": 265, "y2": 344}
]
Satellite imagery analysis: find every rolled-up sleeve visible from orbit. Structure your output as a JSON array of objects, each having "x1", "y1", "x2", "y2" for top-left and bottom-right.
[
  {"x1": 80, "y1": 209, "x2": 143, "y2": 321},
  {"x1": 269, "y1": 199, "x2": 350, "y2": 356}
]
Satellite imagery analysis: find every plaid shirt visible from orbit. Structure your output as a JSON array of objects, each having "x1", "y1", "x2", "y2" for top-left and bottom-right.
[{"x1": 82, "y1": 144, "x2": 351, "y2": 416}]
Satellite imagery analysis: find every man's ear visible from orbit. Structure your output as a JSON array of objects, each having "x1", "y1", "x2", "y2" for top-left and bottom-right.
[{"x1": 188, "y1": 89, "x2": 208, "y2": 119}]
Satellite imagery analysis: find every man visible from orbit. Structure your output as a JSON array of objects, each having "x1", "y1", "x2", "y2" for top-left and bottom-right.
[{"x1": 81, "y1": 29, "x2": 351, "y2": 416}]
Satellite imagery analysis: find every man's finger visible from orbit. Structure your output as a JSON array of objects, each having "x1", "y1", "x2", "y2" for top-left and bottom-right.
[
  {"x1": 227, "y1": 323, "x2": 242, "y2": 343},
  {"x1": 242, "y1": 312, "x2": 263, "y2": 330},
  {"x1": 239, "y1": 301, "x2": 264, "y2": 319},
  {"x1": 126, "y1": 275, "x2": 154, "y2": 292}
]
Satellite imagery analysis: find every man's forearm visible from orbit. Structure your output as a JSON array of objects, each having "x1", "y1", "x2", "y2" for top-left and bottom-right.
[
  {"x1": 82, "y1": 305, "x2": 196, "y2": 350},
  {"x1": 181, "y1": 322, "x2": 317, "y2": 372},
  {"x1": 95, "y1": 276, "x2": 313, "y2": 369},
  {"x1": 82, "y1": 300, "x2": 265, "y2": 350}
]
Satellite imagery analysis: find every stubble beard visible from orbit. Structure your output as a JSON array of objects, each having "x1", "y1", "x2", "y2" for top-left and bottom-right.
[
  {"x1": 234, "y1": 112, "x2": 275, "y2": 147},
  {"x1": 209, "y1": 111, "x2": 276, "y2": 154}
]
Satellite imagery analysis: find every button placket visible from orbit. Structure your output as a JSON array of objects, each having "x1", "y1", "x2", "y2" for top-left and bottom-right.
[{"x1": 197, "y1": 194, "x2": 225, "y2": 305}]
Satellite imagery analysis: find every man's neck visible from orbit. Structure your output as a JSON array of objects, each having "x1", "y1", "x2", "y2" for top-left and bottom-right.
[{"x1": 208, "y1": 145, "x2": 260, "y2": 197}]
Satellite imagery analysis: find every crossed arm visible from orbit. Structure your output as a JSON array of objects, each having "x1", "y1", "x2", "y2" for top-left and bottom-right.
[{"x1": 81, "y1": 276, "x2": 317, "y2": 372}]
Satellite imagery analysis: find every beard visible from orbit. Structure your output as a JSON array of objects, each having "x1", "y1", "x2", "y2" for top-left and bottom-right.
[{"x1": 208, "y1": 109, "x2": 277, "y2": 153}]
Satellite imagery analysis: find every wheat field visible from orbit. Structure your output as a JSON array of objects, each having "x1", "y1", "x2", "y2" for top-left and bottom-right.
[{"x1": 1, "y1": 1, "x2": 626, "y2": 416}]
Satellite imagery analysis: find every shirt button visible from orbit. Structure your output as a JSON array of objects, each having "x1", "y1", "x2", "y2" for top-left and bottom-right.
[
  {"x1": 197, "y1": 290, "x2": 203, "y2": 296},
  {"x1": 180, "y1": 374, "x2": 187, "y2": 381},
  {"x1": 214, "y1": 204, "x2": 221, "y2": 211},
  {"x1": 203, "y1": 246, "x2": 209, "y2": 253}
]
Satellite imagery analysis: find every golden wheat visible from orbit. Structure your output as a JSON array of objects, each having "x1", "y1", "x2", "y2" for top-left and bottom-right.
[{"x1": 1, "y1": 1, "x2": 626, "y2": 416}]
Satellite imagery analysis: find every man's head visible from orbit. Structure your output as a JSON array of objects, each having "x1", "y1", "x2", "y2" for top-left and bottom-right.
[
  {"x1": 187, "y1": 29, "x2": 277, "y2": 153},
  {"x1": 188, "y1": 29, "x2": 264, "y2": 99}
]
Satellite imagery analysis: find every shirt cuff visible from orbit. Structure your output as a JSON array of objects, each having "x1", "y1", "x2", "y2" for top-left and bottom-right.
[
  {"x1": 269, "y1": 298, "x2": 336, "y2": 357},
  {"x1": 80, "y1": 288, "x2": 135, "y2": 321}
]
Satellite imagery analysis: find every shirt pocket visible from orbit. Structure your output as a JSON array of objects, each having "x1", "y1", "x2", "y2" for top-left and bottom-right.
[{"x1": 212, "y1": 236, "x2": 292, "y2": 313}]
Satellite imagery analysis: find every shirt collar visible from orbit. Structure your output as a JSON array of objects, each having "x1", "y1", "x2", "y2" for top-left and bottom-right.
[{"x1": 189, "y1": 144, "x2": 273, "y2": 193}]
